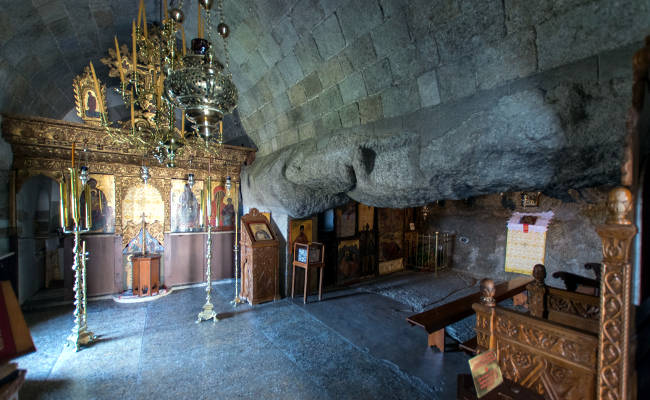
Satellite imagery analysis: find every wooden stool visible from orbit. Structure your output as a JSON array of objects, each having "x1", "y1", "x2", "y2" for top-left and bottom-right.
[
  {"x1": 291, "y1": 242, "x2": 325, "y2": 304},
  {"x1": 132, "y1": 254, "x2": 160, "y2": 296}
]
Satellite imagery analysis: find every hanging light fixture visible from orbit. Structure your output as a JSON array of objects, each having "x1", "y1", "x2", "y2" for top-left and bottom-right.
[
  {"x1": 94, "y1": 0, "x2": 237, "y2": 166},
  {"x1": 165, "y1": 0, "x2": 237, "y2": 144}
]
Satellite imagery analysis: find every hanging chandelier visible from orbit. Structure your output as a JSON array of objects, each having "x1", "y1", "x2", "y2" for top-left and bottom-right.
[
  {"x1": 94, "y1": 0, "x2": 237, "y2": 167},
  {"x1": 165, "y1": 0, "x2": 237, "y2": 142}
]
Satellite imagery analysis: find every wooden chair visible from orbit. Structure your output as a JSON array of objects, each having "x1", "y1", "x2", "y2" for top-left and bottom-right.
[{"x1": 291, "y1": 242, "x2": 325, "y2": 304}]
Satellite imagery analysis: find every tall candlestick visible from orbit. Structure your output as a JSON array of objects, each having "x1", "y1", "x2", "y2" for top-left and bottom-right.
[
  {"x1": 89, "y1": 61, "x2": 105, "y2": 114},
  {"x1": 71, "y1": 142, "x2": 75, "y2": 168},
  {"x1": 114, "y1": 36, "x2": 125, "y2": 83}
]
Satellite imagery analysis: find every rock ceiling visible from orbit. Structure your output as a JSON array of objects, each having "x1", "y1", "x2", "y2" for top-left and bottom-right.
[{"x1": 1, "y1": 0, "x2": 649, "y2": 215}]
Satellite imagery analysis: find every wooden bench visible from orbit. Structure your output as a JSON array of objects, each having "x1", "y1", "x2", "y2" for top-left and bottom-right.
[{"x1": 406, "y1": 276, "x2": 532, "y2": 352}]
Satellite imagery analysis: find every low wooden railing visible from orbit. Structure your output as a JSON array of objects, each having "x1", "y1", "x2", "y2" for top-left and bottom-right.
[
  {"x1": 474, "y1": 278, "x2": 598, "y2": 400},
  {"x1": 527, "y1": 264, "x2": 600, "y2": 334}
]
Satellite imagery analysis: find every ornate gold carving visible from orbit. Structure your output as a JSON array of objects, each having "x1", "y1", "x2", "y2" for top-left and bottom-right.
[
  {"x1": 547, "y1": 292, "x2": 599, "y2": 320},
  {"x1": 2, "y1": 114, "x2": 254, "y2": 174},
  {"x1": 497, "y1": 341, "x2": 595, "y2": 400},
  {"x1": 605, "y1": 187, "x2": 633, "y2": 225},
  {"x1": 596, "y1": 198, "x2": 636, "y2": 400},
  {"x1": 479, "y1": 278, "x2": 495, "y2": 306},
  {"x1": 494, "y1": 309, "x2": 598, "y2": 369},
  {"x1": 528, "y1": 264, "x2": 547, "y2": 319}
]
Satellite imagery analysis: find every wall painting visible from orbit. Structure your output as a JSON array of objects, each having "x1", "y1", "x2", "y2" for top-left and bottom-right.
[
  {"x1": 170, "y1": 179, "x2": 203, "y2": 232},
  {"x1": 336, "y1": 202, "x2": 356, "y2": 238},
  {"x1": 209, "y1": 180, "x2": 236, "y2": 230},
  {"x1": 337, "y1": 239, "x2": 360, "y2": 282}
]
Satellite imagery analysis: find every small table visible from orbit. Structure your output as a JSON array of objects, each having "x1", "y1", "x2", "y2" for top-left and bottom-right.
[{"x1": 132, "y1": 254, "x2": 160, "y2": 296}]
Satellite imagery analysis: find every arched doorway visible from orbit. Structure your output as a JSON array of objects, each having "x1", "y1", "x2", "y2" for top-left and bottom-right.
[{"x1": 16, "y1": 174, "x2": 66, "y2": 304}]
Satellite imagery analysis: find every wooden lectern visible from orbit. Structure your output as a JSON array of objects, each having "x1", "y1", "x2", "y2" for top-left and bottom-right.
[
  {"x1": 240, "y1": 209, "x2": 279, "y2": 305},
  {"x1": 132, "y1": 254, "x2": 160, "y2": 296}
]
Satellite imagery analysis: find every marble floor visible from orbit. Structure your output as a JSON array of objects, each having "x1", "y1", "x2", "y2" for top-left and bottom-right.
[{"x1": 17, "y1": 272, "x2": 474, "y2": 400}]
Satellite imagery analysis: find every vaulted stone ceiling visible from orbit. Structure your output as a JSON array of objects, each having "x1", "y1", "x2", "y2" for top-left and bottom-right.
[{"x1": 1, "y1": 0, "x2": 650, "y2": 215}]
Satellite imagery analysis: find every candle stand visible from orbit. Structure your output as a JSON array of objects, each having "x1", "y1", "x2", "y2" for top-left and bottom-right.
[{"x1": 59, "y1": 165, "x2": 96, "y2": 350}]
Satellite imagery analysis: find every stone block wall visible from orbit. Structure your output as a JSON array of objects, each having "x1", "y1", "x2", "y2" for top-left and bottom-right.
[{"x1": 229, "y1": 0, "x2": 650, "y2": 156}]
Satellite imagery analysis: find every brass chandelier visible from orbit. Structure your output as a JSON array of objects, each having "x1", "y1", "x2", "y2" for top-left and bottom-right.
[{"x1": 96, "y1": 0, "x2": 237, "y2": 167}]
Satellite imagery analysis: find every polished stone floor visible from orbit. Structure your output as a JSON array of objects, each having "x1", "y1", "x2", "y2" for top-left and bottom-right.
[{"x1": 17, "y1": 272, "x2": 473, "y2": 399}]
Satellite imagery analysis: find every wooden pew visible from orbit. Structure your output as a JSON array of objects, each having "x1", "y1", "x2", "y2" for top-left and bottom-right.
[
  {"x1": 406, "y1": 276, "x2": 532, "y2": 352},
  {"x1": 473, "y1": 278, "x2": 598, "y2": 400}
]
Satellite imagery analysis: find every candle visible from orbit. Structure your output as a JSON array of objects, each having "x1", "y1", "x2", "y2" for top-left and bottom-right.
[
  {"x1": 219, "y1": 120, "x2": 223, "y2": 135},
  {"x1": 206, "y1": 177, "x2": 212, "y2": 218},
  {"x1": 200, "y1": 188, "x2": 205, "y2": 226},
  {"x1": 71, "y1": 142, "x2": 75, "y2": 168},
  {"x1": 84, "y1": 183, "x2": 92, "y2": 230},
  {"x1": 82, "y1": 241, "x2": 86, "y2": 262},
  {"x1": 163, "y1": 0, "x2": 168, "y2": 20},
  {"x1": 89, "y1": 61, "x2": 105, "y2": 114},
  {"x1": 69, "y1": 168, "x2": 78, "y2": 225},
  {"x1": 132, "y1": 20, "x2": 137, "y2": 74},
  {"x1": 181, "y1": 25, "x2": 186, "y2": 56},
  {"x1": 137, "y1": 0, "x2": 143, "y2": 27},
  {"x1": 114, "y1": 36, "x2": 125, "y2": 83},
  {"x1": 130, "y1": 90, "x2": 135, "y2": 130},
  {"x1": 181, "y1": 114, "x2": 185, "y2": 136},
  {"x1": 142, "y1": 2, "x2": 148, "y2": 38},
  {"x1": 198, "y1": 5, "x2": 202, "y2": 39},
  {"x1": 59, "y1": 179, "x2": 66, "y2": 229}
]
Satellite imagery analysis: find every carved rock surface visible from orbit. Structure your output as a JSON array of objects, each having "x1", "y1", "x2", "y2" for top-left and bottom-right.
[{"x1": 242, "y1": 82, "x2": 629, "y2": 217}]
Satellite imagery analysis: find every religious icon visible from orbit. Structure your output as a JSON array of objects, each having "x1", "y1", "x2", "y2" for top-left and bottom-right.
[
  {"x1": 79, "y1": 174, "x2": 115, "y2": 233},
  {"x1": 290, "y1": 220, "x2": 312, "y2": 249},
  {"x1": 337, "y1": 239, "x2": 360, "y2": 282},
  {"x1": 209, "y1": 180, "x2": 235, "y2": 230},
  {"x1": 359, "y1": 223, "x2": 376, "y2": 276},
  {"x1": 84, "y1": 90, "x2": 101, "y2": 118},
  {"x1": 171, "y1": 179, "x2": 203, "y2": 232},
  {"x1": 249, "y1": 222, "x2": 273, "y2": 241},
  {"x1": 336, "y1": 202, "x2": 356, "y2": 237}
]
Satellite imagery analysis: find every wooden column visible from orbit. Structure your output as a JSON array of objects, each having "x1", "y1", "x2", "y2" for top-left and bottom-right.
[{"x1": 596, "y1": 187, "x2": 637, "y2": 400}]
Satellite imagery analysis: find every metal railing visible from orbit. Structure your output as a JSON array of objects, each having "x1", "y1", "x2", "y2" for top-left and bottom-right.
[{"x1": 405, "y1": 232, "x2": 454, "y2": 274}]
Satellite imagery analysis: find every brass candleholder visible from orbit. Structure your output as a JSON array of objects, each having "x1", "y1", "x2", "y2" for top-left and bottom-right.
[
  {"x1": 59, "y1": 165, "x2": 96, "y2": 351},
  {"x1": 230, "y1": 179, "x2": 244, "y2": 306},
  {"x1": 197, "y1": 176, "x2": 218, "y2": 323}
]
